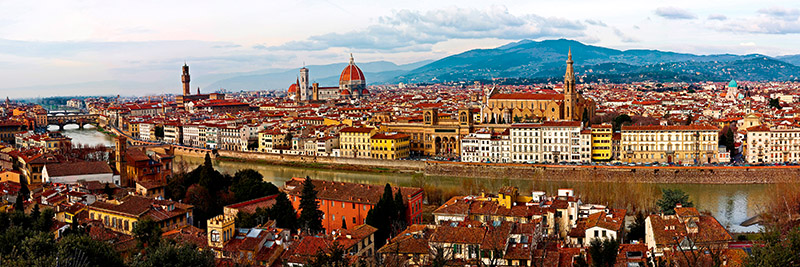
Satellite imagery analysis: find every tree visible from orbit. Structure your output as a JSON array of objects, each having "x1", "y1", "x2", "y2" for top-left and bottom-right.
[
  {"x1": 104, "y1": 182, "x2": 114, "y2": 198},
  {"x1": 367, "y1": 183, "x2": 399, "y2": 249},
  {"x1": 236, "y1": 207, "x2": 270, "y2": 228},
  {"x1": 768, "y1": 98, "x2": 781, "y2": 109},
  {"x1": 230, "y1": 169, "x2": 279, "y2": 203},
  {"x1": 341, "y1": 216, "x2": 347, "y2": 230},
  {"x1": 308, "y1": 242, "x2": 348, "y2": 267},
  {"x1": 626, "y1": 212, "x2": 647, "y2": 242},
  {"x1": 13, "y1": 192, "x2": 24, "y2": 212},
  {"x1": 588, "y1": 238, "x2": 619, "y2": 267},
  {"x1": 612, "y1": 114, "x2": 632, "y2": 132},
  {"x1": 745, "y1": 226, "x2": 800, "y2": 266},
  {"x1": 270, "y1": 192, "x2": 298, "y2": 232},
  {"x1": 393, "y1": 189, "x2": 407, "y2": 234},
  {"x1": 56, "y1": 234, "x2": 124, "y2": 267},
  {"x1": 131, "y1": 242, "x2": 215, "y2": 267},
  {"x1": 154, "y1": 125, "x2": 164, "y2": 139},
  {"x1": 657, "y1": 189, "x2": 693, "y2": 215},
  {"x1": 298, "y1": 177, "x2": 324, "y2": 235},
  {"x1": 132, "y1": 218, "x2": 163, "y2": 249}
]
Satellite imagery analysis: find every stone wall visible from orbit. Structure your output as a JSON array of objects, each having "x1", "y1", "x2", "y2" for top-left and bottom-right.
[
  {"x1": 216, "y1": 150, "x2": 425, "y2": 171},
  {"x1": 424, "y1": 162, "x2": 800, "y2": 184}
]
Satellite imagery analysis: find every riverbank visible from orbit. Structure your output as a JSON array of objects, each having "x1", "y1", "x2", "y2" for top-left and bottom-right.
[{"x1": 215, "y1": 156, "x2": 414, "y2": 174}]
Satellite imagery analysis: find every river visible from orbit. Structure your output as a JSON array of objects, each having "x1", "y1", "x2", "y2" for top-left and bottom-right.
[{"x1": 60, "y1": 127, "x2": 767, "y2": 233}]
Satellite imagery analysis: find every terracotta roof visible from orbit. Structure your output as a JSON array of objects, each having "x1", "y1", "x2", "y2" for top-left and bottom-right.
[
  {"x1": 45, "y1": 161, "x2": 112, "y2": 177},
  {"x1": 429, "y1": 225, "x2": 485, "y2": 244},
  {"x1": 283, "y1": 177, "x2": 422, "y2": 205},
  {"x1": 339, "y1": 127, "x2": 374, "y2": 133},
  {"x1": 489, "y1": 93, "x2": 563, "y2": 100},
  {"x1": 622, "y1": 124, "x2": 718, "y2": 131}
]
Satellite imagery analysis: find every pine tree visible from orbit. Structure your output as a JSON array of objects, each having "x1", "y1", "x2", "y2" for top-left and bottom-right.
[
  {"x1": 298, "y1": 178, "x2": 323, "y2": 235},
  {"x1": 269, "y1": 192, "x2": 298, "y2": 232},
  {"x1": 341, "y1": 217, "x2": 347, "y2": 230},
  {"x1": 366, "y1": 183, "x2": 398, "y2": 249},
  {"x1": 19, "y1": 177, "x2": 29, "y2": 200},
  {"x1": 13, "y1": 192, "x2": 24, "y2": 212},
  {"x1": 393, "y1": 189, "x2": 407, "y2": 233}
]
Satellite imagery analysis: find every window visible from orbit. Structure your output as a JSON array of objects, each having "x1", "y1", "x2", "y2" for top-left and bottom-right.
[{"x1": 594, "y1": 230, "x2": 599, "y2": 237}]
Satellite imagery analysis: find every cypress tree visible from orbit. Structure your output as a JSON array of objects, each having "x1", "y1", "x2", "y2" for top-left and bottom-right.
[
  {"x1": 269, "y1": 192, "x2": 298, "y2": 232},
  {"x1": 13, "y1": 192, "x2": 24, "y2": 212},
  {"x1": 298, "y1": 178, "x2": 323, "y2": 235},
  {"x1": 393, "y1": 189, "x2": 407, "y2": 232},
  {"x1": 341, "y1": 217, "x2": 347, "y2": 230}
]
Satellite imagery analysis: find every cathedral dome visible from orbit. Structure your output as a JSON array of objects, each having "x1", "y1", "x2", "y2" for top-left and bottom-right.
[
  {"x1": 288, "y1": 83, "x2": 298, "y2": 94},
  {"x1": 339, "y1": 54, "x2": 365, "y2": 84},
  {"x1": 728, "y1": 79, "x2": 737, "y2": 88}
]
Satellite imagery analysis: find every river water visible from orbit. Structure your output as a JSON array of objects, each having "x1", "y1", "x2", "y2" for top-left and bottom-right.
[{"x1": 60, "y1": 127, "x2": 768, "y2": 233}]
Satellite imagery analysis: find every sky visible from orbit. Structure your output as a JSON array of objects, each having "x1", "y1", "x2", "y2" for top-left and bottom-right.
[{"x1": 1, "y1": 0, "x2": 799, "y2": 98}]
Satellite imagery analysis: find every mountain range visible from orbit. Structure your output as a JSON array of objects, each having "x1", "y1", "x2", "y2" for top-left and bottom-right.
[
  {"x1": 391, "y1": 39, "x2": 800, "y2": 84},
  {"x1": 204, "y1": 39, "x2": 800, "y2": 90}
]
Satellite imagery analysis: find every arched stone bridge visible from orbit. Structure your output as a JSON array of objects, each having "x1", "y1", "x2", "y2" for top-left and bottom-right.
[{"x1": 47, "y1": 113, "x2": 99, "y2": 130}]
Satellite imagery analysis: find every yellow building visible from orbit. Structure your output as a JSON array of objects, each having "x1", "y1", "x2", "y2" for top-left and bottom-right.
[
  {"x1": 207, "y1": 214, "x2": 236, "y2": 258},
  {"x1": 340, "y1": 127, "x2": 376, "y2": 158},
  {"x1": 370, "y1": 132, "x2": 410, "y2": 160},
  {"x1": 258, "y1": 129, "x2": 289, "y2": 152},
  {"x1": 591, "y1": 124, "x2": 613, "y2": 161},
  {"x1": 621, "y1": 125, "x2": 719, "y2": 164},
  {"x1": 384, "y1": 108, "x2": 474, "y2": 157},
  {"x1": 88, "y1": 195, "x2": 193, "y2": 235}
]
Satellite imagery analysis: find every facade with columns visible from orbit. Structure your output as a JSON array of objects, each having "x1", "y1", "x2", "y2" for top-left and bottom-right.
[
  {"x1": 288, "y1": 55, "x2": 370, "y2": 102},
  {"x1": 481, "y1": 50, "x2": 595, "y2": 124}
]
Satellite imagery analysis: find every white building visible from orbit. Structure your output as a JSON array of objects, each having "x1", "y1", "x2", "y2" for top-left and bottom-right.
[
  {"x1": 510, "y1": 121, "x2": 583, "y2": 164},
  {"x1": 460, "y1": 129, "x2": 510, "y2": 163},
  {"x1": 43, "y1": 162, "x2": 118, "y2": 185},
  {"x1": 746, "y1": 122, "x2": 800, "y2": 163},
  {"x1": 138, "y1": 122, "x2": 154, "y2": 141}
]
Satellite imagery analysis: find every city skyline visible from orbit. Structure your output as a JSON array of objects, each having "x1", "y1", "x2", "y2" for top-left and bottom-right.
[{"x1": 1, "y1": 0, "x2": 799, "y2": 97}]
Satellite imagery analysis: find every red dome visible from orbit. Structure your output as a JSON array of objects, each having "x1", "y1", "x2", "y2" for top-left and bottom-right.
[
  {"x1": 361, "y1": 89, "x2": 369, "y2": 95},
  {"x1": 288, "y1": 83, "x2": 298, "y2": 93},
  {"x1": 340, "y1": 55, "x2": 365, "y2": 83},
  {"x1": 340, "y1": 89, "x2": 351, "y2": 95}
]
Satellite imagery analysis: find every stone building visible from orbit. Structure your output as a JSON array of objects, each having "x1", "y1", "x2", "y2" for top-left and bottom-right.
[
  {"x1": 620, "y1": 125, "x2": 719, "y2": 164},
  {"x1": 482, "y1": 50, "x2": 595, "y2": 124}
]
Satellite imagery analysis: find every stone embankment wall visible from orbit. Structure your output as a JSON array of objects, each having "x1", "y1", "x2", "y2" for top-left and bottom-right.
[
  {"x1": 216, "y1": 150, "x2": 425, "y2": 171},
  {"x1": 424, "y1": 162, "x2": 800, "y2": 184},
  {"x1": 162, "y1": 145, "x2": 800, "y2": 184}
]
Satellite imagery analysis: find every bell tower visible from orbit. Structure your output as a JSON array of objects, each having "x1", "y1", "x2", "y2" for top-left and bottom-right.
[
  {"x1": 207, "y1": 214, "x2": 235, "y2": 257},
  {"x1": 182, "y1": 63, "x2": 191, "y2": 96},
  {"x1": 299, "y1": 67, "x2": 309, "y2": 101},
  {"x1": 563, "y1": 48, "x2": 577, "y2": 121}
]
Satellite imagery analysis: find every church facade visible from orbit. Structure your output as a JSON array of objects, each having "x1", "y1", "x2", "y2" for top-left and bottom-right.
[
  {"x1": 288, "y1": 55, "x2": 370, "y2": 102},
  {"x1": 482, "y1": 50, "x2": 595, "y2": 124}
]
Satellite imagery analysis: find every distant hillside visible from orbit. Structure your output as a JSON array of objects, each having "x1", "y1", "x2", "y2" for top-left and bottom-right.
[
  {"x1": 205, "y1": 60, "x2": 433, "y2": 91},
  {"x1": 392, "y1": 39, "x2": 800, "y2": 84}
]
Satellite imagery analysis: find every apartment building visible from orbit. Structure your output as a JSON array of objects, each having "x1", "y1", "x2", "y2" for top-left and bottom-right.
[{"x1": 620, "y1": 125, "x2": 719, "y2": 164}]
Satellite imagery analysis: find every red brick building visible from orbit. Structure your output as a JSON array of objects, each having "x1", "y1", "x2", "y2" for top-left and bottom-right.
[{"x1": 283, "y1": 177, "x2": 424, "y2": 234}]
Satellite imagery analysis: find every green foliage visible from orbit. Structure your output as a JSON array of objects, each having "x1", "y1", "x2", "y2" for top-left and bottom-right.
[
  {"x1": 104, "y1": 182, "x2": 114, "y2": 198},
  {"x1": 13, "y1": 192, "x2": 24, "y2": 212},
  {"x1": 0, "y1": 211, "x2": 122, "y2": 267},
  {"x1": 308, "y1": 242, "x2": 348, "y2": 267},
  {"x1": 657, "y1": 189, "x2": 693, "y2": 215},
  {"x1": 612, "y1": 114, "x2": 632, "y2": 132},
  {"x1": 745, "y1": 226, "x2": 800, "y2": 267},
  {"x1": 627, "y1": 212, "x2": 647, "y2": 242},
  {"x1": 768, "y1": 98, "x2": 782, "y2": 109},
  {"x1": 271, "y1": 192, "x2": 298, "y2": 232},
  {"x1": 154, "y1": 125, "x2": 164, "y2": 139},
  {"x1": 230, "y1": 169, "x2": 279, "y2": 203},
  {"x1": 298, "y1": 177, "x2": 324, "y2": 235},
  {"x1": 132, "y1": 218, "x2": 163, "y2": 249},
  {"x1": 131, "y1": 242, "x2": 215, "y2": 267},
  {"x1": 165, "y1": 153, "x2": 235, "y2": 228},
  {"x1": 366, "y1": 183, "x2": 406, "y2": 249},
  {"x1": 236, "y1": 207, "x2": 271, "y2": 228},
  {"x1": 57, "y1": 234, "x2": 125, "y2": 267},
  {"x1": 588, "y1": 237, "x2": 619, "y2": 267}
]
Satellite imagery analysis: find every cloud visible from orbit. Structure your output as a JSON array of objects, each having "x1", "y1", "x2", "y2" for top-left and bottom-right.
[
  {"x1": 584, "y1": 19, "x2": 607, "y2": 27},
  {"x1": 758, "y1": 7, "x2": 800, "y2": 21},
  {"x1": 613, "y1": 27, "x2": 640, "y2": 43},
  {"x1": 654, "y1": 7, "x2": 697, "y2": 20},
  {"x1": 708, "y1": 14, "x2": 727, "y2": 21},
  {"x1": 270, "y1": 6, "x2": 586, "y2": 52},
  {"x1": 716, "y1": 8, "x2": 800, "y2": 34}
]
